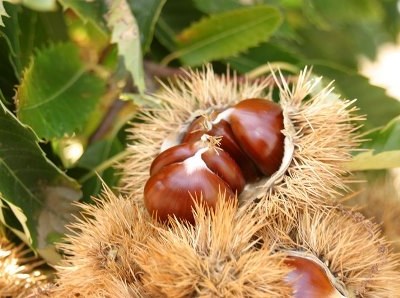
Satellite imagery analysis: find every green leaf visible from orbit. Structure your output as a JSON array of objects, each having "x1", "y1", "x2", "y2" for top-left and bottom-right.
[
  {"x1": 294, "y1": 25, "x2": 379, "y2": 69},
  {"x1": 0, "y1": 101, "x2": 82, "y2": 251},
  {"x1": 58, "y1": 0, "x2": 108, "y2": 33},
  {"x1": 341, "y1": 93, "x2": 400, "y2": 172},
  {"x1": 193, "y1": 0, "x2": 241, "y2": 14},
  {"x1": 227, "y1": 41, "x2": 299, "y2": 73},
  {"x1": 76, "y1": 100, "x2": 136, "y2": 200},
  {"x1": 0, "y1": 3, "x2": 68, "y2": 78},
  {"x1": 363, "y1": 117, "x2": 400, "y2": 154},
  {"x1": 128, "y1": 0, "x2": 167, "y2": 53},
  {"x1": 154, "y1": 0, "x2": 203, "y2": 51},
  {"x1": 78, "y1": 138, "x2": 123, "y2": 203},
  {"x1": 163, "y1": 5, "x2": 282, "y2": 66},
  {"x1": 16, "y1": 42, "x2": 105, "y2": 139},
  {"x1": 154, "y1": 17, "x2": 176, "y2": 50},
  {"x1": 157, "y1": 0, "x2": 203, "y2": 34},
  {"x1": 105, "y1": 0, "x2": 145, "y2": 93},
  {"x1": 312, "y1": 63, "x2": 400, "y2": 130},
  {"x1": 309, "y1": 0, "x2": 383, "y2": 25}
]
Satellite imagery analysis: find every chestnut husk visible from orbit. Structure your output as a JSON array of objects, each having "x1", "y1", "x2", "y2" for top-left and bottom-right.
[{"x1": 49, "y1": 67, "x2": 400, "y2": 297}]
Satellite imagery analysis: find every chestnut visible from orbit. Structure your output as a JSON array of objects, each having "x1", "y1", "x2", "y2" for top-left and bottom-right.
[
  {"x1": 150, "y1": 142, "x2": 199, "y2": 176},
  {"x1": 144, "y1": 144, "x2": 242, "y2": 224},
  {"x1": 183, "y1": 117, "x2": 261, "y2": 182},
  {"x1": 229, "y1": 98, "x2": 285, "y2": 176},
  {"x1": 284, "y1": 255, "x2": 345, "y2": 298}
]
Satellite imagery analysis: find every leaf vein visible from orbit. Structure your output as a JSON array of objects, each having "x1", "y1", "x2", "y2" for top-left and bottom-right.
[{"x1": 21, "y1": 67, "x2": 87, "y2": 110}]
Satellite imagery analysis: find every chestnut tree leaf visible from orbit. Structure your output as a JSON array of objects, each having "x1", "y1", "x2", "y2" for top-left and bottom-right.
[
  {"x1": 227, "y1": 42, "x2": 300, "y2": 73},
  {"x1": 0, "y1": 101, "x2": 82, "y2": 253},
  {"x1": 0, "y1": 3, "x2": 68, "y2": 78},
  {"x1": 105, "y1": 0, "x2": 145, "y2": 93},
  {"x1": 127, "y1": 0, "x2": 167, "y2": 53},
  {"x1": 16, "y1": 42, "x2": 105, "y2": 139},
  {"x1": 163, "y1": 5, "x2": 282, "y2": 66}
]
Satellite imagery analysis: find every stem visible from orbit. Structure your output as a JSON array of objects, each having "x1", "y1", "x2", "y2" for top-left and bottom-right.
[
  {"x1": 79, "y1": 150, "x2": 131, "y2": 183},
  {"x1": 144, "y1": 60, "x2": 186, "y2": 78},
  {"x1": 89, "y1": 100, "x2": 127, "y2": 143}
]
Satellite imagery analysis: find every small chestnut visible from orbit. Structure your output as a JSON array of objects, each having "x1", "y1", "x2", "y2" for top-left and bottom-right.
[{"x1": 284, "y1": 255, "x2": 345, "y2": 298}]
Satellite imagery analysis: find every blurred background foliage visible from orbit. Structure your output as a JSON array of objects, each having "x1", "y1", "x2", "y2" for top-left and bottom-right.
[{"x1": 0, "y1": 0, "x2": 400, "y2": 264}]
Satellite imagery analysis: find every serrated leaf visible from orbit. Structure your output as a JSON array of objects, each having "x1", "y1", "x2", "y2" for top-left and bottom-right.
[
  {"x1": 0, "y1": 3, "x2": 68, "y2": 78},
  {"x1": 312, "y1": 63, "x2": 400, "y2": 129},
  {"x1": 58, "y1": 0, "x2": 108, "y2": 33},
  {"x1": 0, "y1": 101, "x2": 82, "y2": 251},
  {"x1": 16, "y1": 42, "x2": 105, "y2": 139},
  {"x1": 127, "y1": 0, "x2": 166, "y2": 53},
  {"x1": 105, "y1": 0, "x2": 145, "y2": 93},
  {"x1": 163, "y1": 5, "x2": 282, "y2": 66}
]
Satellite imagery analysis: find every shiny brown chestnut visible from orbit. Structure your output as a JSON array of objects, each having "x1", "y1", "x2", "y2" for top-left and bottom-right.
[
  {"x1": 144, "y1": 144, "x2": 243, "y2": 223},
  {"x1": 229, "y1": 98, "x2": 284, "y2": 176},
  {"x1": 150, "y1": 141, "x2": 245, "y2": 193},
  {"x1": 284, "y1": 255, "x2": 345, "y2": 298},
  {"x1": 183, "y1": 117, "x2": 261, "y2": 182},
  {"x1": 150, "y1": 142, "x2": 199, "y2": 176}
]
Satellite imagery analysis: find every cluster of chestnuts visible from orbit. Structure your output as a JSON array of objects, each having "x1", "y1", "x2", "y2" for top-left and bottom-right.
[
  {"x1": 143, "y1": 97, "x2": 351, "y2": 297},
  {"x1": 52, "y1": 68, "x2": 400, "y2": 297},
  {"x1": 144, "y1": 98, "x2": 284, "y2": 223}
]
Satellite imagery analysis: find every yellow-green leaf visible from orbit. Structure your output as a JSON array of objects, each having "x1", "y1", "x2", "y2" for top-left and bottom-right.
[{"x1": 347, "y1": 150, "x2": 400, "y2": 171}]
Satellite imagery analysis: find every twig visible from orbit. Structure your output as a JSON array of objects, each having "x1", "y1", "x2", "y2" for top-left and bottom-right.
[
  {"x1": 89, "y1": 99, "x2": 128, "y2": 143},
  {"x1": 144, "y1": 60, "x2": 187, "y2": 78}
]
